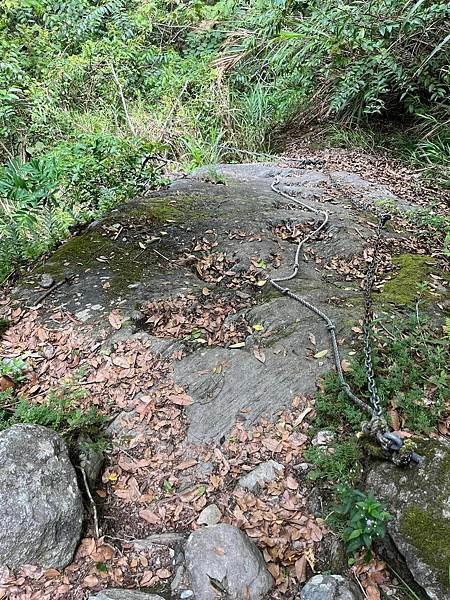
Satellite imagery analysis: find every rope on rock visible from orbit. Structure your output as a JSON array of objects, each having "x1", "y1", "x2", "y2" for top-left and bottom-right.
[{"x1": 269, "y1": 167, "x2": 423, "y2": 466}]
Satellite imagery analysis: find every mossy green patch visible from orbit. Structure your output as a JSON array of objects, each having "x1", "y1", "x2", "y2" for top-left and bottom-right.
[
  {"x1": 400, "y1": 506, "x2": 450, "y2": 589},
  {"x1": 126, "y1": 199, "x2": 183, "y2": 223},
  {"x1": 380, "y1": 254, "x2": 436, "y2": 305}
]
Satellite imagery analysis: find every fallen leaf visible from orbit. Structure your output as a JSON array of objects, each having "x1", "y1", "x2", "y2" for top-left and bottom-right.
[
  {"x1": 108, "y1": 310, "x2": 123, "y2": 330},
  {"x1": 285, "y1": 475, "x2": 298, "y2": 490},
  {"x1": 294, "y1": 555, "x2": 307, "y2": 582},
  {"x1": 366, "y1": 584, "x2": 381, "y2": 600},
  {"x1": 314, "y1": 349, "x2": 328, "y2": 359},
  {"x1": 229, "y1": 342, "x2": 246, "y2": 349},
  {"x1": 0, "y1": 376, "x2": 14, "y2": 392},
  {"x1": 156, "y1": 568, "x2": 171, "y2": 579},
  {"x1": 253, "y1": 347, "x2": 266, "y2": 364},
  {"x1": 214, "y1": 546, "x2": 225, "y2": 556},
  {"x1": 341, "y1": 359, "x2": 351, "y2": 372},
  {"x1": 139, "y1": 510, "x2": 160, "y2": 524},
  {"x1": 168, "y1": 392, "x2": 193, "y2": 406},
  {"x1": 82, "y1": 575, "x2": 99, "y2": 588}
]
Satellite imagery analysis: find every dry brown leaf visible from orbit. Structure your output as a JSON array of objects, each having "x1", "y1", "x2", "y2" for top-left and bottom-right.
[
  {"x1": 82, "y1": 575, "x2": 99, "y2": 588},
  {"x1": 253, "y1": 347, "x2": 266, "y2": 364},
  {"x1": 294, "y1": 555, "x2": 307, "y2": 583},
  {"x1": 341, "y1": 359, "x2": 351, "y2": 372},
  {"x1": 0, "y1": 376, "x2": 14, "y2": 392},
  {"x1": 139, "y1": 510, "x2": 160, "y2": 524},
  {"x1": 285, "y1": 475, "x2": 298, "y2": 490},
  {"x1": 366, "y1": 584, "x2": 381, "y2": 600},
  {"x1": 168, "y1": 391, "x2": 193, "y2": 406},
  {"x1": 108, "y1": 310, "x2": 123, "y2": 330},
  {"x1": 156, "y1": 568, "x2": 171, "y2": 579},
  {"x1": 388, "y1": 407, "x2": 400, "y2": 431},
  {"x1": 214, "y1": 546, "x2": 225, "y2": 556}
]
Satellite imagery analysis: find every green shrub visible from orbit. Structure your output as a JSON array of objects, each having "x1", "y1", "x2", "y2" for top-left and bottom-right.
[{"x1": 0, "y1": 382, "x2": 105, "y2": 445}]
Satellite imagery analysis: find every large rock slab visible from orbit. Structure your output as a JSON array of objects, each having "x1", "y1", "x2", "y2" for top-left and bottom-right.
[
  {"x1": 15, "y1": 163, "x2": 442, "y2": 443},
  {"x1": 300, "y1": 574, "x2": 362, "y2": 599},
  {"x1": 184, "y1": 523, "x2": 273, "y2": 599},
  {"x1": 367, "y1": 437, "x2": 450, "y2": 600},
  {"x1": 0, "y1": 424, "x2": 83, "y2": 568}
]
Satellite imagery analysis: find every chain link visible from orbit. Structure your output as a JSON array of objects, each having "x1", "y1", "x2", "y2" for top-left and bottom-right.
[{"x1": 269, "y1": 167, "x2": 422, "y2": 465}]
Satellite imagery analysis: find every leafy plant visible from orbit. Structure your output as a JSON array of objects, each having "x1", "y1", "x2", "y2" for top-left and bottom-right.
[
  {"x1": 0, "y1": 382, "x2": 105, "y2": 445},
  {"x1": 0, "y1": 357, "x2": 27, "y2": 384},
  {"x1": 333, "y1": 485, "x2": 391, "y2": 560}
]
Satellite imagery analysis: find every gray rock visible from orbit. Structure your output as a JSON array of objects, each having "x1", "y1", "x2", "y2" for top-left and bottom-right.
[
  {"x1": 311, "y1": 430, "x2": 336, "y2": 447},
  {"x1": 89, "y1": 591, "x2": 164, "y2": 600},
  {"x1": 300, "y1": 574, "x2": 362, "y2": 600},
  {"x1": 78, "y1": 435, "x2": 104, "y2": 488},
  {"x1": 39, "y1": 274, "x2": 55, "y2": 289},
  {"x1": 185, "y1": 523, "x2": 273, "y2": 600},
  {"x1": 367, "y1": 437, "x2": 450, "y2": 600},
  {"x1": 197, "y1": 503, "x2": 222, "y2": 526},
  {"x1": 238, "y1": 460, "x2": 284, "y2": 492},
  {"x1": 0, "y1": 424, "x2": 83, "y2": 569}
]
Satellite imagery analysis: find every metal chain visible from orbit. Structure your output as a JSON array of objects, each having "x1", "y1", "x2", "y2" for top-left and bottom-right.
[{"x1": 269, "y1": 167, "x2": 422, "y2": 465}]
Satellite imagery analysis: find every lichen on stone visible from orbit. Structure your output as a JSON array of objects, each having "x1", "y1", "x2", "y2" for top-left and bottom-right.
[
  {"x1": 380, "y1": 253, "x2": 436, "y2": 306},
  {"x1": 400, "y1": 506, "x2": 450, "y2": 589}
]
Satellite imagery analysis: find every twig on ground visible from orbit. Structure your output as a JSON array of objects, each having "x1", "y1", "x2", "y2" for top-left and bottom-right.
[
  {"x1": 33, "y1": 276, "x2": 73, "y2": 307},
  {"x1": 80, "y1": 466, "x2": 100, "y2": 539},
  {"x1": 153, "y1": 249, "x2": 172, "y2": 262}
]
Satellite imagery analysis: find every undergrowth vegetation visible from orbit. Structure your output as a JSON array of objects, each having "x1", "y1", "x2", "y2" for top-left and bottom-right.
[
  {"x1": 306, "y1": 312, "x2": 449, "y2": 485},
  {"x1": 0, "y1": 374, "x2": 105, "y2": 446},
  {"x1": 0, "y1": 0, "x2": 449, "y2": 280}
]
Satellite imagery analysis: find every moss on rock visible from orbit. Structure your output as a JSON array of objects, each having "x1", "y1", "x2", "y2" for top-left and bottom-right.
[
  {"x1": 380, "y1": 254, "x2": 435, "y2": 305},
  {"x1": 400, "y1": 506, "x2": 450, "y2": 588}
]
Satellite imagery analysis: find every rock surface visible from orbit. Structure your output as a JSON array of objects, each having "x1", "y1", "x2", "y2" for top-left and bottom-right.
[
  {"x1": 367, "y1": 437, "x2": 450, "y2": 600},
  {"x1": 16, "y1": 163, "x2": 446, "y2": 444},
  {"x1": 300, "y1": 574, "x2": 362, "y2": 599},
  {"x1": 238, "y1": 459, "x2": 284, "y2": 491},
  {"x1": 0, "y1": 424, "x2": 83, "y2": 569},
  {"x1": 89, "y1": 591, "x2": 164, "y2": 600},
  {"x1": 184, "y1": 523, "x2": 273, "y2": 599}
]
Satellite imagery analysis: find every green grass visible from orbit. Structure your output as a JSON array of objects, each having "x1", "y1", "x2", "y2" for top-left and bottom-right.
[{"x1": 306, "y1": 312, "x2": 448, "y2": 485}]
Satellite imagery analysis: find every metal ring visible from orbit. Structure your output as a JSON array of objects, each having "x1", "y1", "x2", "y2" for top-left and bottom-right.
[{"x1": 382, "y1": 432, "x2": 403, "y2": 451}]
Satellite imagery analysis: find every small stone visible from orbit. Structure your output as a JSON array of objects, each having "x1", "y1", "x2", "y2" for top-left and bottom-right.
[
  {"x1": 311, "y1": 430, "x2": 336, "y2": 447},
  {"x1": 197, "y1": 504, "x2": 222, "y2": 526},
  {"x1": 78, "y1": 435, "x2": 104, "y2": 489},
  {"x1": 180, "y1": 592, "x2": 194, "y2": 599},
  {"x1": 185, "y1": 523, "x2": 273, "y2": 600},
  {"x1": 39, "y1": 274, "x2": 54, "y2": 289},
  {"x1": 237, "y1": 460, "x2": 284, "y2": 492},
  {"x1": 301, "y1": 574, "x2": 362, "y2": 600}
]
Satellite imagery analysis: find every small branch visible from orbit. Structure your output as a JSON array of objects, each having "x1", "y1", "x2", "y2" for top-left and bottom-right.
[
  {"x1": 110, "y1": 63, "x2": 136, "y2": 135},
  {"x1": 80, "y1": 467, "x2": 100, "y2": 539},
  {"x1": 33, "y1": 276, "x2": 73, "y2": 307},
  {"x1": 153, "y1": 249, "x2": 172, "y2": 263}
]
